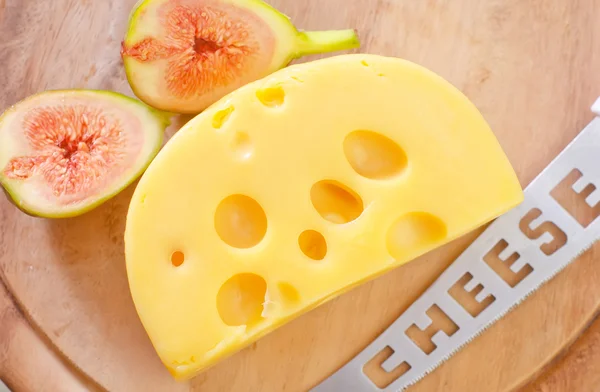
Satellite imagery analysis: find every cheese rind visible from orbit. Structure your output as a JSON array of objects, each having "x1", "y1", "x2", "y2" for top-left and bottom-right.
[{"x1": 124, "y1": 54, "x2": 523, "y2": 379}]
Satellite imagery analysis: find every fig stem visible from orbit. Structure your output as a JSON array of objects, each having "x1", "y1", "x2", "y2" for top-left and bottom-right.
[{"x1": 293, "y1": 29, "x2": 360, "y2": 58}]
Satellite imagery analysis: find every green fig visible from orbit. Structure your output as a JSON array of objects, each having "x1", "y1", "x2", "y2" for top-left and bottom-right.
[
  {"x1": 120, "y1": 0, "x2": 360, "y2": 113},
  {"x1": 0, "y1": 90, "x2": 169, "y2": 218}
]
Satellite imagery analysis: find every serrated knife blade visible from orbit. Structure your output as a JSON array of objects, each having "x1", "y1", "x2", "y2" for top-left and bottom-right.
[{"x1": 312, "y1": 97, "x2": 600, "y2": 392}]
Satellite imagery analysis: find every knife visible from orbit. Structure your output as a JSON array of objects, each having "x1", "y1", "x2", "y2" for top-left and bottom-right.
[
  {"x1": 312, "y1": 96, "x2": 600, "y2": 391},
  {"x1": 0, "y1": 380, "x2": 10, "y2": 392}
]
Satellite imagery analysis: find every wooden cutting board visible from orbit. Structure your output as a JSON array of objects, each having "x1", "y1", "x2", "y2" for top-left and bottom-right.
[{"x1": 1, "y1": 0, "x2": 600, "y2": 391}]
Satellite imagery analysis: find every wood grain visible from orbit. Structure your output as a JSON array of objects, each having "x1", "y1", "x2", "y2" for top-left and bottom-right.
[
  {"x1": 1, "y1": 0, "x2": 600, "y2": 391},
  {"x1": 524, "y1": 314, "x2": 600, "y2": 392},
  {"x1": 0, "y1": 279, "x2": 94, "y2": 391}
]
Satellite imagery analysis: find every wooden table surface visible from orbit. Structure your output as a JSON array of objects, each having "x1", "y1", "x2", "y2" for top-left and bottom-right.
[
  {"x1": 2, "y1": 0, "x2": 600, "y2": 391},
  {"x1": 526, "y1": 315, "x2": 600, "y2": 392}
]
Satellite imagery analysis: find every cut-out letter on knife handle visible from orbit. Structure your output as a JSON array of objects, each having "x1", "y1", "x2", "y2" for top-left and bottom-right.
[
  {"x1": 551, "y1": 168, "x2": 600, "y2": 228},
  {"x1": 448, "y1": 272, "x2": 496, "y2": 317},
  {"x1": 483, "y1": 239, "x2": 533, "y2": 288},
  {"x1": 519, "y1": 208, "x2": 567, "y2": 256},
  {"x1": 405, "y1": 304, "x2": 458, "y2": 355},
  {"x1": 363, "y1": 346, "x2": 411, "y2": 389}
]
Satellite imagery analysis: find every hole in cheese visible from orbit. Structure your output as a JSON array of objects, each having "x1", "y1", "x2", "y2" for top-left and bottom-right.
[
  {"x1": 344, "y1": 130, "x2": 407, "y2": 180},
  {"x1": 256, "y1": 85, "x2": 285, "y2": 108},
  {"x1": 230, "y1": 131, "x2": 253, "y2": 160},
  {"x1": 213, "y1": 106, "x2": 234, "y2": 129},
  {"x1": 215, "y1": 194, "x2": 267, "y2": 249},
  {"x1": 171, "y1": 251, "x2": 185, "y2": 267},
  {"x1": 217, "y1": 273, "x2": 267, "y2": 327},
  {"x1": 387, "y1": 212, "x2": 447, "y2": 259},
  {"x1": 310, "y1": 180, "x2": 364, "y2": 224},
  {"x1": 298, "y1": 230, "x2": 327, "y2": 260},
  {"x1": 277, "y1": 282, "x2": 300, "y2": 304}
]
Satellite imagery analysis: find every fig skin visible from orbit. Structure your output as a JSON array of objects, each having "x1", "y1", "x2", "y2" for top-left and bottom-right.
[
  {"x1": 0, "y1": 89, "x2": 172, "y2": 219},
  {"x1": 121, "y1": 0, "x2": 360, "y2": 114}
]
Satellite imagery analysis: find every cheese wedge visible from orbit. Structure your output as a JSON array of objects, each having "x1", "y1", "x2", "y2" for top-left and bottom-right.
[{"x1": 124, "y1": 54, "x2": 523, "y2": 379}]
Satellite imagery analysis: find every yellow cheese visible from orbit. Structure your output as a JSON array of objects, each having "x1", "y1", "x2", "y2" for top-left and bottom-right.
[{"x1": 124, "y1": 54, "x2": 523, "y2": 379}]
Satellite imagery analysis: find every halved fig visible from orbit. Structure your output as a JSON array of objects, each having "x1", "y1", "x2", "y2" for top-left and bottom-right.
[
  {"x1": 121, "y1": 0, "x2": 360, "y2": 113},
  {"x1": 0, "y1": 90, "x2": 170, "y2": 218}
]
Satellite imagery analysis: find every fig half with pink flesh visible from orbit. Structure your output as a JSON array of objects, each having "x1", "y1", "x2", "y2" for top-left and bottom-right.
[
  {"x1": 121, "y1": 0, "x2": 360, "y2": 113},
  {"x1": 0, "y1": 90, "x2": 170, "y2": 218}
]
